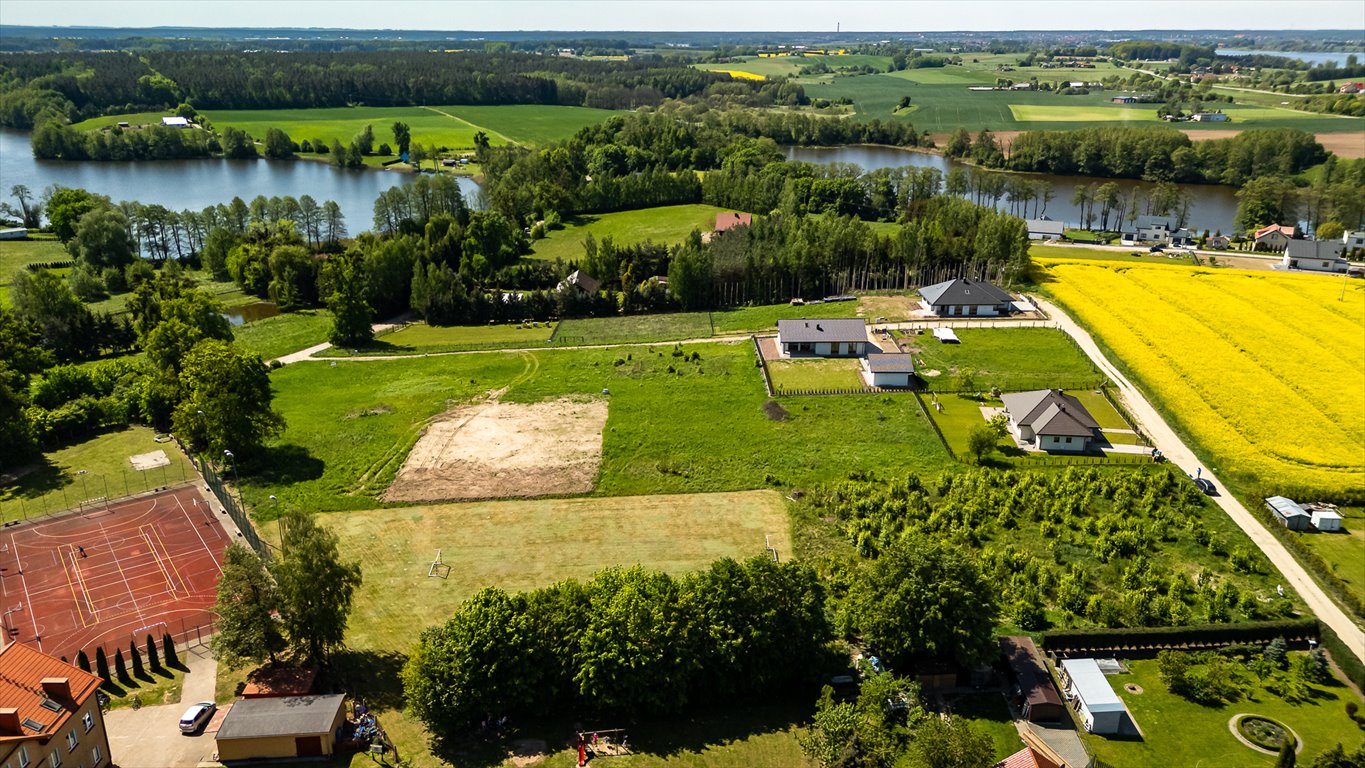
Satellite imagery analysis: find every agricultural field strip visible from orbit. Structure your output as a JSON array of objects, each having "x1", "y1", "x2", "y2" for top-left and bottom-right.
[
  {"x1": 418, "y1": 105, "x2": 516, "y2": 145},
  {"x1": 1119, "y1": 268, "x2": 1365, "y2": 454},
  {"x1": 1045, "y1": 264, "x2": 1363, "y2": 491},
  {"x1": 1051, "y1": 268, "x2": 1355, "y2": 475}
]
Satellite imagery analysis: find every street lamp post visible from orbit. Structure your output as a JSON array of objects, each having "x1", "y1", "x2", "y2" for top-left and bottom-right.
[{"x1": 223, "y1": 449, "x2": 242, "y2": 512}]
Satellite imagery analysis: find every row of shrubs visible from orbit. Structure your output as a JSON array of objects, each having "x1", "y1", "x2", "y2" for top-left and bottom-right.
[
  {"x1": 1041, "y1": 617, "x2": 1320, "y2": 650},
  {"x1": 70, "y1": 633, "x2": 182, "y2": 693}
]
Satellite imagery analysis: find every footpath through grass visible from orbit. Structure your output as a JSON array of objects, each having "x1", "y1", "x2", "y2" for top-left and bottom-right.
[{"x1": 232, "y1": 310, "x2": 332, "y2": 360}]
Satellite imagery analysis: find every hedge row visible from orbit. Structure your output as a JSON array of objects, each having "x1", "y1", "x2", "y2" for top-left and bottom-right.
[
  {"x1": 1040, "y1": 618, "x2": 1320, "y2": 651},
  {"x1": 26, "y1": 260, "x2": 76, "y2": 271}
]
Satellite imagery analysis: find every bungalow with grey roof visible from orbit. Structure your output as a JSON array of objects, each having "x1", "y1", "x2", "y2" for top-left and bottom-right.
[
  {"x1": 1025, "y1": 217, "x2": 1065, "y2": 241},
  {"x1": 1000, "y1": 389, "x2": 1100, "y2": 452},
  {"x1": 918, "y1": 279, "x2": 1014, "y2": 317},
  {"x1": 777, "y1": 318, "x2": 869, "y2": 357},
  {"x1": 1283, "y1": 239, "x2": 1349, "y2": 273}
]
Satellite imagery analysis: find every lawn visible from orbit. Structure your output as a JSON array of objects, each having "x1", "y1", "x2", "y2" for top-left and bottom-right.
[
  {"x1": 555, "y1": 313, "x2": 714, "y2": 344},
  {"x1": 766, "y1": 357, "x2": 864, "y2": 392},
  {"x1": 901, "y1": 327, "x2": 1104, "y2": 392},
  {"x1": 231, "y1": 309, "x2": 332, "y2": 361},
  {"x1": 68, "y1": 112, "x2": 183, "y2": 131},
  {"x1": 0, "y1": 236, "x2": 66, "y2": 306},
  {"x1": 1298, "y1": 507, "x2": 1365, "y2": 607},
  {"x1": 946, "y1": 693, "x2": 1022, "y2": 761},
  {"x1": 246, "y1": 342, "x2": 951, "y2": 511},
  {"x1": 319, "y1": 321, "x2": 559, "y2": 356},
  {"x1": 204, "y1": 106, "x2": 500, "y2": 152},
  {"x1": 0, "y1": 427, "x2": 198, "y2": 523},
  {"x1": 1042, "y1": 260, "x2": 1365, "y2": 497},
  {"x1": 710, "y1": 301, "x2": 864, "y2": 334},
  {"x1": 925, "y1": 389, "x2": 1137, "y2": 460},
  {"x1": 238, "y1": 491, "x2": 810, "y2": 768},
  {"x1": 1083, "y1": 656, "x2": 1365, "y2": 768},
  {"x1": 527, "y1": 204, "x2": 734, "y2": 263}
]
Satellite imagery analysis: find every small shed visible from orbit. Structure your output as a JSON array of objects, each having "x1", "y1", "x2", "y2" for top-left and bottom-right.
[
  {"x1": 862, "y1": 353, "x2": 916, "y2": 388},
  {"x1": 161, "y1": 116, "x2": 191, "y2": 128},
  {"x1": 1265, "y1": 496, "x2": 1312, "y2": 531},
  {"x1": 215, "y1": 694, "x2": 347, "y2": 761},
  {"x1": 999, "y1": 636, "x2": 1065, "y2": 723},
  {"x1": 1309, "y1": 505, "x2": 1343, "y2": 532},
  {"x1": 932, "y1": 327, "x2": 960, "y2": 344},
  {"x1": 1059, "y1": 658, "x2": 1133, "y2": 735},
  {"x1": 0, "y1": 228, "x2": 28, "y2": 241}
]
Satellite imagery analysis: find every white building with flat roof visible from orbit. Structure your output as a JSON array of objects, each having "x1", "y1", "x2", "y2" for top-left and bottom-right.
[{"x1": 1060, "y1": 658, "x2": 1134, "y2": 735}]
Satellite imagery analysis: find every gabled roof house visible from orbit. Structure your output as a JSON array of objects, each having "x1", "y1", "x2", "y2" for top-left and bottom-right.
[
  {"x1": 1000, "y1": 389, "x2": 1100, "y2": 452},
  {"x1": 777, "y1": 318, "x2": 869, "y2": 357},
  {"x1": 1283, "y1": 239, "x2": 1349, "y2": 273},
  {"x1": 1253, "y1": 224, "x2": 1296, "y2": 251},
  {"x1": 918, "y1": 279, "x2": 1014, "y2": 317},
  {"x1": 0, "y1": 642, "x2": 112, "y2": 768}
]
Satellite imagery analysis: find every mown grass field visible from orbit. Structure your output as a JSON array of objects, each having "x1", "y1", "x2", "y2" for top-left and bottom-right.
[
  {"x1": 555, "y1": 312, "x2": 714, "y2": 344},
  {"x1": 901, "y1": 327, "x2": 1104, "y2": 392},
  {"x1": 319, "y1": 321, "x2": 558, "y2": 357},
  {"x1": 1298, "y1": 506, "x2": 1365, "y2": 606},
  {"x1": 766, "y1": 357, "x2": 864, "y2": 391},
  {"x1": 1084, "y1": 656, "x2": 1365, "y2": 768},
  {"x1": 1042, "y1": 260, "x2": 1365, "y2": 498},
  {"x1": 0, "y1": 236, "x2": 65, "y2": 306},
  {"x1": 527, "y1": 204, "x2": 732, "y2": 262},
  {"x1": 205, "y1": 106, "x2": 499, "y2": 151},
  {"x1": 0, "y1": 427, "x2": 197, "y2": 523},
  {"x1": 430, "y1": 104, "x2": 620, "y2": 145},
  {"x1": 246, "y1": 343, "x2": 951, "y2": 512},
  {"x1": 231, "y1": 309, "x2": 333, "y2": 361}
]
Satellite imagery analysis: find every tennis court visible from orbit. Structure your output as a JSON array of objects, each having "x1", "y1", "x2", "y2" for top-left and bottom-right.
[{"x1": 0, "y1": 485, "x2": 231, "y2": 660}]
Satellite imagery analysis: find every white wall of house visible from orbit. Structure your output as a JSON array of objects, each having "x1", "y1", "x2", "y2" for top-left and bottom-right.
[
  {"x1": 1282, "y1": 254, "x2": 1348, "y2": 273},
  {"x1": 934, "y1": 304, "x2": 1004, "y2": 317},
  {"x1": 869, "y1": 371, "x2": 912, "y2": 387},
  {"x1": 1039, "y1": 434, "x2": 1087, "y2": 452},
  {"x1": 784, "y1": 341, "x2": 866, "y2": 357}
]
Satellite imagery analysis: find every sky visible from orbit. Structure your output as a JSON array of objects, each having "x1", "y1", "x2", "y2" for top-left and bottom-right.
[{"x1": 1, "y1": 0, "x2": 1363, "y2": 33}]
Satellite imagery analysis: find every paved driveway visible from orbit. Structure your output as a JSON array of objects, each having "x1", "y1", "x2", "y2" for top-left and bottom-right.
[{"x1": 105, "y1": 647, "x2": 220, "y2": 768}]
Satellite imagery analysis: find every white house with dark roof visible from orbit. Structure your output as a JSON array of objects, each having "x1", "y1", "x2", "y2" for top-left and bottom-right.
[
  {"x1": 1343, "y1": 230, "x2": 1365, "y2": 252},
  {"x1": 918, "y1": 279, "x2": 1014, "y2": 317},
  {"x1": 1122, "y1": 215, "x2": 1176, "y2": 243},
  {"x1": 776, "y1": 318, "x2": 869, "y2": 357},
  {"x1": 861, "y1": 352, "x2": 916, "y2": 387},
  {"x1": 1283, "y1": 239, "x2": 1349, "y2": 273},
  {"x1": 1000, "y1": 389, "x2": 1100, "y2": 452},
  {"x1": 1025, "y1": 217, "x2": 1065, "y2": 241}
]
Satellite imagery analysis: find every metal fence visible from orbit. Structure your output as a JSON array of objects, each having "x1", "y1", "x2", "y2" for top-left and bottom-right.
[
  {"x1": 1, "y1": 446, "x2": 194, "y2": 526},
  {"x1": 201, "y1": 460, "x2": 270, "y2": 560}
]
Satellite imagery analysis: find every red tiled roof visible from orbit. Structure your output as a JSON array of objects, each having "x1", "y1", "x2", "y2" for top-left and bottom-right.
[
  {"x1": 994, "y1": 746, "x2": 1063, "y2": 768},
  {"x1": 713, "y1": 212, "x2": 753, "y2": 232},
  {"x1": 0, "y1": 643, "x2": 102, "y2": 743},
  {"x1": 1254, "y1": 224, "x2": 1295, "y2": 239}
]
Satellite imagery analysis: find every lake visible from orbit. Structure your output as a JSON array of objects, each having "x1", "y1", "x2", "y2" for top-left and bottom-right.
[
  {"x1": 784, "y1": 145, "x2": 1241, "y2": 234},
  {"x1": 0, "y1": 129, "x2": 482, "y2": 225},
  {"x1": 1216, "y1": 49, "x2": 1364, "y2": 67}
]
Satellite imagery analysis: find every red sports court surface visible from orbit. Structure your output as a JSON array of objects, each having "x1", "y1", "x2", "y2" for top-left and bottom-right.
[{"x1": 0, "y1": 486, "x2": 230, "y2": 659}]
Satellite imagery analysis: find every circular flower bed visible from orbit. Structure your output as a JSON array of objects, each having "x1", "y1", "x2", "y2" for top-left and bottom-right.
[{"x1": 1237, "y1": 715, "x2": 1295, "y2": 751}]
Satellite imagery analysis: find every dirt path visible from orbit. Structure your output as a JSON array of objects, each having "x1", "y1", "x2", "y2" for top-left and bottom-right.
[{"x1": 1033, "y1": 295, "x2": 1365, "y2": 664}]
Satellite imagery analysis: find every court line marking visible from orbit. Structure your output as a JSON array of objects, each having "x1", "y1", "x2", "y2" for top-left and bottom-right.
[
  {"x1": 10, "y1": 533, "x2": 40, "y2": 652},
  {"x1": 98, "y1": 517, "x2": 146, "y2": 627},
  {"x1": 141, "y1": 525, "x2": 182, "y2": 598},
  {"x1": 59, "y1": 545, "x2": 97, "y2": 626}
]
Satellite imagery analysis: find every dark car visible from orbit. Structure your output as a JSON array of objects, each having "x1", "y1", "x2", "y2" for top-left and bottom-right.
[
  {"x1": 1193, "y1": 477, "x2": 1216, "y2": 496},
  {"x1": 1148, "y1": 245, "x2": 1165, "y2": 253}
]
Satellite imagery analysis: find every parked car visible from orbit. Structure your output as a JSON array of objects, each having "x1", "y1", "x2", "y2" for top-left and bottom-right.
[
  {"x1": 179, "y1": 701, "x2": 216, "y2": 734},
  {"x1": 1193, "y1": 477, "x2": 1216, "y2": 496},
  {"x1": 1148, "y1": 245, "x2": 1165, "y2": 253}
]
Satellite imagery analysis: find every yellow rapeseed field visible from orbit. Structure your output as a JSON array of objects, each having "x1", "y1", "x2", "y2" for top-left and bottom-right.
[
  {"x1": 716, "y1": 69, "x2": 767, "y2": 81},
  {"x1": 1043, "y1": 259, "x2": 1365, "y2": 496}
]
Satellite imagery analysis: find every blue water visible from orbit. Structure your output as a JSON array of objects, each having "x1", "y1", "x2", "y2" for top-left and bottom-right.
[{"x1": 1216, "y1": 49, "x2": 1364, "y2": 67}]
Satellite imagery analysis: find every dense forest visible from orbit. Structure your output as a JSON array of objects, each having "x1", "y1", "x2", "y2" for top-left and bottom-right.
[{"x1": 0, "y1": 50, "x2": 749, "y2": 128}]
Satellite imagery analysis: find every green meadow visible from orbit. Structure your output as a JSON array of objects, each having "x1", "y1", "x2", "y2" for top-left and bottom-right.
[
  {"x1": 527, "y1": 203, "x2": 733, "y2": 262},
  {"x1": 0, "y1": 236, "x2": 65, "y2": 306}
]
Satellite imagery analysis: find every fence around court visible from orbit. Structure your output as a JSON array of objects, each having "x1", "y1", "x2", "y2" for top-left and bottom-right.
[
  {"x1": 0, "y1": 452, "x2": 194, "y2": 526},
  {"x1": 200, "y1": 459, "x2": 270, "y2": 561},
  {"x1": 73, "y1": 619, "x2": 218, "y2": 674}
]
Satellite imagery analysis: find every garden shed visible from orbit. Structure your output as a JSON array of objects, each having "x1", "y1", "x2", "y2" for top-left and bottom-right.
[
  {"x1": 215, "y1": 694, "x2": 346, "y2": 761},
  {"x1": 1309, "y1": 505, "x2": 1343, "y2": 532},
  {"x1": 999, "y1": 636, "x2": 1065, "y2": 723},
  {"x1": 1265, "y1": 496, "x2": 1312, "y2": 531},
  {"x1": 861, "y1": 353, "x2": 916, "y2": 387},
  {"x1": 1059, "y1": 658, "x2": 1134, "y2": 736}
]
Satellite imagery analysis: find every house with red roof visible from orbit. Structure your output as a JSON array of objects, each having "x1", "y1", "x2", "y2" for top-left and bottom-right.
[
  {"x1": 1253, "y1": 223, "x2": 1296, "y2": 252},
  {"x1": 0, "y1": 642, "x2": 112, "y2": 768},
  {"x1": 713, "y1": 212, "x2": 753, "y2": 232}
]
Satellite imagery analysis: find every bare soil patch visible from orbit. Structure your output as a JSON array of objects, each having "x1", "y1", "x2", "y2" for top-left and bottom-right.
[
  {"x1": 1178, "y1": 128, "x2": 1364, "y2": 159},
  {"x1": 508, "y1": 739, "x2": 547, "y2": 767},
  {"x1": 128, "y1": 450, "x2": 170, "y2": 470},
  {"x1": 385, "y1": 396, "x2": 608, "y2": 502}
]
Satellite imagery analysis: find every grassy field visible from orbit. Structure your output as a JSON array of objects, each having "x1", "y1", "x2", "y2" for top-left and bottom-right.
[
  {"x1": 900, "y1": 327, "x2": 1104, "y2": 392},
  {"x1": 0, "y1": 427, "x2": 197, "y2": 523},
  {"x1": 766, "y1": 357, "x2": 864, "y2": 391},
  {"x1": 0, "y1": 236, "x2": 65, "y2": 306},
  {"x1": 1083, "y1": 656, "x2": 1365, "y2": 768},
  {"x1": 1042, "y1": 261, "x2": 1365, "y2": 497},
  {"x1": 320, "y1": 321, "x2": 559, "y2": 356},
  {"x1": 231, "y1": 310, "x2": 332, "y2": 361},
  {"x1": 555, "y1": 312, "x2": 714, "y2": 344},
  {"x1": 246, "y1": 491, "x2": 806, "y2": 768},
  {"x1": 948, "y1": 693, "x2": 1022, "y2": 761},
  {"x1": 1010, "y1": 104, "x2": 1157, "y2": 122},
  {"x1": 1031, "y1": 243, "x2": 1199, "y2": 265},
  {"x1": 1298, "y1": 506, "x2": 1365, "y2": 606},
  {"x1": 710, "y1": 301, "x2": 864, "y2": 333},
  {"x1": 527, "y1": 204, "x2": 733, "y2": 263},
  {"x1": 431, "y1": 104, "x2": 620, "y2": 145},
  {"x1": 926, "y1": 389, "x2": 1135, "y2": 460},
  {"x1": 246, "y1": 342, "x2": 951, "y2": 512}
]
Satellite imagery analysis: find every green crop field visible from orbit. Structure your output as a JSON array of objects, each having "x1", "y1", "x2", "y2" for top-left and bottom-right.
[
  {"x1": 885, "y1": 66, "x2": 998, "y2": 85},
  {"x1": 0, "y1": 427, "x2": 197, "y2": 523},
  {"x1": 527, "y1": 204, "x2": 734, "y2": 262},
  {"x1": 244, "y1": 343, "x2": 951, "y2": 512},
  {"x1": 431, "y1": 104, "x2": 620, "y2": 145},
  {"x1": 204, "y1": 106, "x2": 500, "y2": 151},
  {"x1": 1084, "y1": 656, "x2": 1365, "y2": 768},
  {"x1": 1010, "y1": 104, "x2": 1157, "y2": 122}
]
